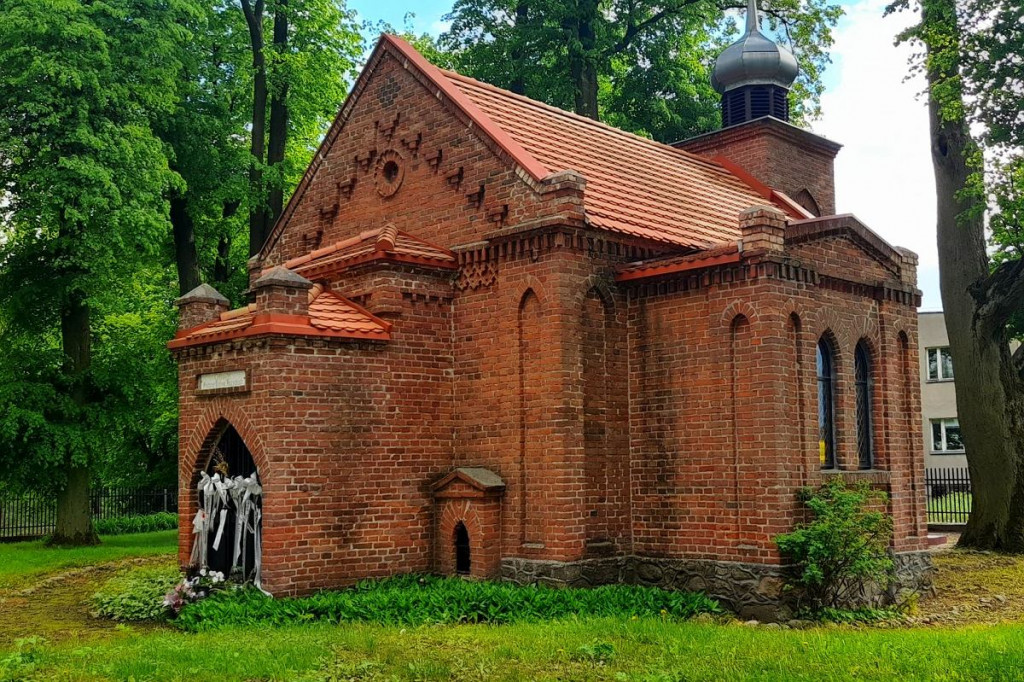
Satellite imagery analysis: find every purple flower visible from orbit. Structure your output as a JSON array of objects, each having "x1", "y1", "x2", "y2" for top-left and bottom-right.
[{"x1": 163, "y1": 590, "x2": 185, "y2": 614}]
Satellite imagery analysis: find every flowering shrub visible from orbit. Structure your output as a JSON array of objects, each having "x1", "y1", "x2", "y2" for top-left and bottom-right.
[{"x1": 163, "y1": 569, "x2": 227, "y2": 615}]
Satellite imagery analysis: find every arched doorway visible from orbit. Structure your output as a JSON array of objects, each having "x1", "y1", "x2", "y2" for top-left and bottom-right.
[
  {"x1": 195, "y1": 424, "x2": 262, "y2": 584},
  {"x1": 454, "y1": 522, "x2": 471, "y2": 575}
]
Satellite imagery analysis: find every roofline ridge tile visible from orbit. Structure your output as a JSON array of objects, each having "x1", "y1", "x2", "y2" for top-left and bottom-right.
[
  {"x1": 385, "y1": 36, "x2": 549, "y2": 182},
  {"x1": 394, "y1": 229, "x2": 456, "y2": 259}
]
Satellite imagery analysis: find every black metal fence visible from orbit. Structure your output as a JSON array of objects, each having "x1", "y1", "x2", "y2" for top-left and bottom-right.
[
  {"x1": 0, "y1": 487, "x2": 177, "y2": 540},
  {"x1": 926, "y1": 467, "x2": 971, "y2": 525}
]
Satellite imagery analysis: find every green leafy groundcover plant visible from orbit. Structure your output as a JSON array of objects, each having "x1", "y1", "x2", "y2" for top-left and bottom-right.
[
  {"x1": 175, "y1": 575, "x2": 720, "y2": 632},
  {"x1": 93, "y1": 565, "x2": 179, "y2": 622},
  {"x1": 813, "y1": 605, "x2": 906, "y2": 625},
  {"x1": 93, "y1": 513, "x2": 178, "y2": 536}
]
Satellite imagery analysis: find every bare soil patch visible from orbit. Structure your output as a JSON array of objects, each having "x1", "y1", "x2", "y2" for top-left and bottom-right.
[
  {"x1": 914, "y1": 548, "x2": 1024, "y2": 625},
  {"x1": 0, "y1": 555, "x2": 174, "y2": 647}
]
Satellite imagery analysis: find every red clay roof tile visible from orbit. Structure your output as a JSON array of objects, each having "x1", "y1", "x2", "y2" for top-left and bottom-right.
[
  {"x1": 258, "y1": 36, "x2": 806, "y2": 260},
  {"x1": 259, "y1": 35, "x2": 808, "y2": 259},
  {"x1": 442, "y1": 69, "x2": 798, "y2": 249},
  {"x1": 276, "y1": 225, "x2": 457, "y2": 280},
  {"x1": 616, "y1": 243, "x2": 742, "y2": 282},
  {"x1": 309, "y1": 291, "x2": 392, "y2": 335},
  {"x1": 168, "y1": 289, "x2": 391, "y2": 350}
]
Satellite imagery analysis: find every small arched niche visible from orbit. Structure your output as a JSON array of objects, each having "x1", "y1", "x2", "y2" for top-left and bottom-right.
[
  {"x1": 794, "y1": 189, "x2": 821, "y2": 217},
  {"x1": 454, "y1": 522, "x2": 471, "y2": 575},
  {"x1": 431, "y1": 467, "x2": 505, "y2": 579}
]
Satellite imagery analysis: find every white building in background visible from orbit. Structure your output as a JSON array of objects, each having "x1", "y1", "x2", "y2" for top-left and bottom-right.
[
  {"x1": 919, "y1": 312, "x2": 966, "y2": 469},
  {"x1": 920, "y1": 312, "x2": 1022, "y2": 469}
]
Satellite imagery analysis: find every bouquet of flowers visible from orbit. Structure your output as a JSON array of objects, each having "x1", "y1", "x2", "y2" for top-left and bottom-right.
[{"x1": 163, "y1": 568, "x2": 226, "y2": 615}]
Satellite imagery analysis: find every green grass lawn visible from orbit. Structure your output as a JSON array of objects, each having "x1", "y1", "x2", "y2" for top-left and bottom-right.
[
  {"x1": 5, "y1": 533, "x2": 1024, "y2": 680},
  {"x1": 927, "y1": 491, "x2": 972, "y2": 523},
  {"x1": 9, "y1": 617, "x2": 1024, "y2": 680},
  {"x1": 0, "y1": 530, "x2": 177, "y2": 589}
]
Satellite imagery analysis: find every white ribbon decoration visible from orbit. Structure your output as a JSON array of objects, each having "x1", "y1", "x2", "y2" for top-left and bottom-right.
[
  {"x1": 211, "y1": 475, "x2": 235, "y2": 551},
  {"x1": 189, "y1": 468, "x2": 265, "y2": 592},
  {"x1": 212, "y1": 508, "x2": 229, "y2": 551},
  {"x1": 238, "y1": 473, "x2": 264, "y2": 589},
  {"x1": 189, "y1": 508, "x2": 208, "y2": 567},
  {"x1": 189, "y1": 472, "x2": 220, "y2": 568},
  {"x1": 228, "y1": 476, "x2": 247, "y2": 571}
]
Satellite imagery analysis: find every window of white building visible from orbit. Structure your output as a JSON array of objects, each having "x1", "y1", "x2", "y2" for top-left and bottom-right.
[
  {"x1": 931, "y1": 418, "x2": 964, "y2": 453},
  {"x1": 926, "y1": 347, "x2": 954, "y2": 381}
]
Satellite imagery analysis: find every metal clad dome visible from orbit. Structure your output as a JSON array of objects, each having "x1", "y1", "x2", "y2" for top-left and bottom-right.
[{"x1": 711, "y1": 0, "x2": 799, "y2": 94}]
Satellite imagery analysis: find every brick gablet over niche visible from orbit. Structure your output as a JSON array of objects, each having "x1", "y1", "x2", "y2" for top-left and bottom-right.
[{"x1": 432, "y1": 468, "x2": 505, "y2": 579}]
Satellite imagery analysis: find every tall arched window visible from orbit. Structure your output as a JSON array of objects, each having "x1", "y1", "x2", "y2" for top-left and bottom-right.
[
  {"x1": 855, "y1": 342, "x2": 874, "y2": 469},
  {"x1": 817, "y1": 339, "x2": 836, "y2": 469}
]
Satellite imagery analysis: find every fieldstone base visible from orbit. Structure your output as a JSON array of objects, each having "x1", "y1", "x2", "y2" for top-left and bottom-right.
[
  {"x1": 890, "y1": 550, "x2": 936, "y2": 601},
  {"x1": 501, "y1": 550, "x2": 934, "y2": 622}
]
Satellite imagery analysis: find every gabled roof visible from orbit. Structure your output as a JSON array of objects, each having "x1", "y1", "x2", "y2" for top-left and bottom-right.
[
  {"x1": 259, "y1": 34, "x2": 810, "y2": 259},
  {"x1": 444, "y1": 69, "x2": 803, "y2": 248},
  {"x1": 614, "y1": 214, "x2": 918, "y2": 285},
  {"x1": 431, "y1": 467, "x2": 507, "y2": 495},
  {"x1": 786, "y1": 214, "x2": 910, "y2": 277},
  {"x1": 168, "y1": 287, "x2": 391, "y2": 350},
  {"x1": 274, "y1": 224, "x2": 457, "y2": 280}
]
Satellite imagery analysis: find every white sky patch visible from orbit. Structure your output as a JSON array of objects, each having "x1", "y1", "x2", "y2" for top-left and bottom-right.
[
  {"x1": 813, "y1": 0, "x2": 941, "y2": 310},
  {"x1": 430, "y1": 18, "x2": 453, "y2": 35},
  {"x1": 348, "y1": 0, "x2": 451, "y2": 37}
]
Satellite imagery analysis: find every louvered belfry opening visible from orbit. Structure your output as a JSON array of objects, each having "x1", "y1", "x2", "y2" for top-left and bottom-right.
[{"x1": 721, "y1": 85, "x2": 790, "y2": 127}]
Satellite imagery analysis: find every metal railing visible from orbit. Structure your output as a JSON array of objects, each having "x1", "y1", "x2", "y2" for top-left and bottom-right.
[
  {"x1": 0, "y1": 487, "x2": 177, "y2": 540},
  {"x1": 925, "y1": 467, "x2": 971, "y2": 525}
]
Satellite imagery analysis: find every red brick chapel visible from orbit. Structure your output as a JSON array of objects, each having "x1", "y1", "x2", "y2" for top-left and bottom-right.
[{"x1": 171, "y1": 6, "x2": 932, "y2": 617}]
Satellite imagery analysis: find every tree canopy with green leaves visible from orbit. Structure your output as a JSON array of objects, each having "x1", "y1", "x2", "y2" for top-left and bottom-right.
[
  {"x1": 0, "y1": 0, "x2": 842, "y2": 546},
  {"x1": 440, "y1": 0, "x2": 843, "y2": 142},
  {"x1": 164, "y1": 0, "x2": 363, "y2": 300},
  {"x1": 0, "y1": 0, "x2": 195, "y2": 544},
  {"x1": 0, "y1": 0, "x2": 363, "y2": 545}
]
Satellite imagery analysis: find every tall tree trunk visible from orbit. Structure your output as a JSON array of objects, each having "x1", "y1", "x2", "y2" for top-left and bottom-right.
[
  {"x1": 566, "y1": 0, "x2": 600, "y2": 119},
  {"x1": 924, "y1": 0, "x2": 1024, "y2": 550},
  {"x1": 266, "y1": 3, "x2": 289, "y2": 226},
  {"x1": 50, "y1": 292, "x2": 98, "y2": 546},
  {"x1": 214, "y1": 234, "x2": 232, "y2": 285},
  {"x1": 242, "y1": 0, "x2": 268, "y2": 257},
  {"x1": 509, "y1": 2, "x2": 529, "y2": 95},
  {"x1": 213, "y1": 200, "x2": 239, "y2": 286},
  {"x1": 170, "y1": 194, "x2": 201, "y2": 296}
]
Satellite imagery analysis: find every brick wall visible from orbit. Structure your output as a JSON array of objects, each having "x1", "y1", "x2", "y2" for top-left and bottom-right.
[
  {"x1": 175, "y1": 40, "x2": 928, "y2": 595},
  {"x1": 675, "y1": 118, "x2": 841, "y2": 217},
  {"x1": 623, "y1": 253, "x2": 927, "y2": 563},
  {"x1": 258, "y1": 50, "x2": 584, "y2": 276},
  {"x1": 176, "y1": 267, "x2": 455, "y2": 596}
]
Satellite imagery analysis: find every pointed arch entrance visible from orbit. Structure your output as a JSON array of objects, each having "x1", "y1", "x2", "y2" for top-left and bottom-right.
[{"x1": 192, "y1": 423, "x2": 263, "y2": 585}]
